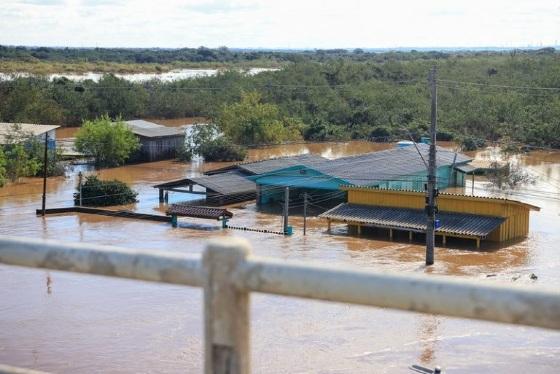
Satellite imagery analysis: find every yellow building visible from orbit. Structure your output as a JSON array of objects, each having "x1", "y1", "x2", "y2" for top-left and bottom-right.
[{"x1": 320, "y1": 187, "x2": 540, "y2": 247}]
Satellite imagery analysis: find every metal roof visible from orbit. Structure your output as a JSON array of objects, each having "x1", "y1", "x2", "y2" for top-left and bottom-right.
[
  {"x1": 167, "y1": 205, "x2": 233, "y2": 219},
  {"x1": 454, "y1": 164, "x2": 477, "y2": 173},
  {"x1": 189, "y1": 171, "x2": 256, "y2": 195},
  {"x1": 320, "y1": 203, "x2": 505, "y2": 238},
  {"x1": 154, "y1": 171, "x2": 256, "y2": 196},
  {"x1": 0, "y1": 123, "x2": 60, "y2": 144},
  {"x1": 313, "y1": 143, "x2": 472, "y2": 186},
  {"x1": 206, "y1": 154, "x2": 327, "y2": 176},
  {"x1": 125, "y1": 120, "x2": 185, "y2": 138}
]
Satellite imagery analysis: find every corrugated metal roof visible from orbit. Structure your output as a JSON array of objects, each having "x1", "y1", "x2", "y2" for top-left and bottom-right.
[
  {"x1": 314, "y1": 143, "x2": 472, "y2": 186},
  {"x1": 454, "y1": 164, "x2": 477, "y2": 173},
  {"x1": 167, "y1": 205, "x2": 233, "y2": 219},
  {"x1": 0, "y1": 123, "x2": 60, "y2": 144},
  {"x1": 240, "y1": 154, "x2": 326, "y2": 174},
  {"x1": 189, "y1": 171, "x2": 256, "y2": 195},
  {"x1": 341, "y1": 185, "x2": 541, "y2": 211},
  {"x1": 125, "y1": 120, "x2": 185, "y2": 138},
  {"x1": 320, "y1": 203, "x2": 505, "y2": 238},
  {"x1": 155, "y1": 171, "x2": 256, "y2": 196}
]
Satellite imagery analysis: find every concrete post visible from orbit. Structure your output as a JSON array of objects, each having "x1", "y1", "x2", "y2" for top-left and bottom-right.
[{"x1": 203, "y1": 238, "x2": 251, "y2": 374}]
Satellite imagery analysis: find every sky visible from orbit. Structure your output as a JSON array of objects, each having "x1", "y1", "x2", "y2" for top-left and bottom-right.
[{"x1": 1, "y1": 0, "x2": 559, "y2": 49}]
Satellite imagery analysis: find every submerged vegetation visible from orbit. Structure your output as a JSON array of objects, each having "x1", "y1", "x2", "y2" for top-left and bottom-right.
[
  {"x1": 75, "y1": 116, "x2": 140, "y2": 167},
  {"x1": 1, "y1": 47, "x2": 559, "y2": 149},
  {"x1": 182, "y1": 124, "x2": 247, "y2": 162},
  {"x1": 74, "y1": 175, "x2": 137, "y2": 207}
]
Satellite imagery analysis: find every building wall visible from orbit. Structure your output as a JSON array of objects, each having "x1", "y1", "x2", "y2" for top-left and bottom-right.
[
  {"x1": 131, "y1": 135, "x2": 185, "y2": 162},
  {"x1": 345, "y1": 187, "x2": 535, "y2": 241},
  {"x1": 376, "y1": 165, "x2": 466, "y2": 191}
]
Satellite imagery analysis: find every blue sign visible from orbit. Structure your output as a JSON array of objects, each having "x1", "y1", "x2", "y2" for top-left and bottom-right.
[{"x1": 435, "y1": 219, "x2": 441, "y2": 229}]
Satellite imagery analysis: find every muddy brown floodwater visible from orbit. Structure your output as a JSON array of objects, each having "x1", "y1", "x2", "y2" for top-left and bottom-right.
[{"x1": 1, "y1": 141, "x2": 560, "y2": 373}]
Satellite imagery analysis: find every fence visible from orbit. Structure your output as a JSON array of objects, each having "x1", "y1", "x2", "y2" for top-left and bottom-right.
[{"x1": 1, "y1": 234, "x2": 560, "y2": 373}]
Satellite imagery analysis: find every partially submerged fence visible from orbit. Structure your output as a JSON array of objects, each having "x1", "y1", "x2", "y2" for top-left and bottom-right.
[{"x1": 1, "y1": 235, "x2": 560, "y2": 373}]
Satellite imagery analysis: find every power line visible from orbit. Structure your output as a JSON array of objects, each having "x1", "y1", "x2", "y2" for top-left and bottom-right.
[{"x1": 438, "y1": 79, "x2": 560, "y2": 92}]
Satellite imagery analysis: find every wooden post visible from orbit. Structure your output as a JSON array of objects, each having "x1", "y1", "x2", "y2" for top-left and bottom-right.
[
  {"x1": 171, "y1": 214, "x2": 177, "y2": 228},
  {"x1": 41, "y1": 134, "x2": 49, "y2": 216},
  {"x1": 303, "y1": 192, "x2": 308, "y2": 236},
  {"x1": 409, "y1": 231, "x2": 413, "y2": 242},
  {"x1": 442, "y1": 235, "x2": 447, "y2": 246},
  {"x1": 78, "y1": 172, "x2": 83, "y2": 207},
  {"x1": 283, "y1": 187, "x2": 289, "y2": 234},
  {"x1": 476, "y1": 238, "x2": 480, "y2": 249},
  {"x1": 357, "y1": 224, "x2": 361, "y2": 236},
  {"x1": 204, "y1": 238, "x2": 251, "y2": 374},
  {"x1": 327, "y1": 219, "x2": 331, "y2": 233},
  {"x1": 389, "y1": 228, "x2": 393, "y2": 240}
]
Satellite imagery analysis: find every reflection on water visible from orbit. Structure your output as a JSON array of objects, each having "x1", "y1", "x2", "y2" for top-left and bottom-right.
[
  {"x1": 1, "y1": 141, "x2": 559, "y2": 373},
  {"x1": 0, "y1": 67, "x2": 279, "y2": 83}
]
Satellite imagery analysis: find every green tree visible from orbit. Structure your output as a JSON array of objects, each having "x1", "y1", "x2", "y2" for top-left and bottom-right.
[
  {"x1": 4, "y1": 144, "x2": 40, "y2": 182},
  {"x1": 217, "y1": 92, "x2": 304, "y2": 145},
  {"x1": 75, "y1": 115, "x2": 140, "y2": 167}
]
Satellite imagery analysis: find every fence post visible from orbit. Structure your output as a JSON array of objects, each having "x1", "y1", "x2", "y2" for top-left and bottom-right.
[{"x1": 203, "y1": 238, "x2": 251, "y2": 374}]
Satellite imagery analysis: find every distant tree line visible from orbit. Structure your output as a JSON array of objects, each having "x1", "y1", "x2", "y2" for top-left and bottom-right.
[
  {"x1": 0, "y1": 50, "x2": 559, "y2": 149},
  {"x1": 1, "y1": 45, "x2": 556, "y2": 65}
]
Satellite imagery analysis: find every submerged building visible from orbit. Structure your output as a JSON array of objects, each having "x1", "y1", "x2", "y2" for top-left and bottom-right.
[
  {"x1": 125, "y1": 120, "x2": 185, "y2": 162},
  {"x1": 250, "y1": 144, "x2": 472, "y2": 205},
  {"x1": 320, "y1": 187, "x2": 540, "y2": 247}
]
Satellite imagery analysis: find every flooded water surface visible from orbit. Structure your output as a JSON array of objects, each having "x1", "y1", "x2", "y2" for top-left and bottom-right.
[{"x1": 1, "y1": 141, "x2": 559, "y2": 373}]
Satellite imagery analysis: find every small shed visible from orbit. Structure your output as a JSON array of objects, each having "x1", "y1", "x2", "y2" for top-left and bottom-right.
[
  {"x1": 0, "y1": 122, "x2": 59, "y2": 149},
  {"x1": 321, "y1": 187, "x2": 540, "y2": 246},
  {"x1": 125, "y1": 120, "x2": 185, "y2": 162}
]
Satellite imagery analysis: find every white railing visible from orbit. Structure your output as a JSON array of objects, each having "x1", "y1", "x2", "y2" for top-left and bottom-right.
[{"x1": 1, "y1": 235, "x2": 560, "y2": 374}]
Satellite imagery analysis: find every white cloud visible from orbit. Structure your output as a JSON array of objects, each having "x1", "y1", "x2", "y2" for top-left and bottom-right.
[{"x1": 0, "y1": 0, "x2": 558, "y2": 48}]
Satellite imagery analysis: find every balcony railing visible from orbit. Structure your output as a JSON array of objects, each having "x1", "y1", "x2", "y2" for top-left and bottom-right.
[{"x1": 1, "y1": 235, "x2": 559, "y2": 373}]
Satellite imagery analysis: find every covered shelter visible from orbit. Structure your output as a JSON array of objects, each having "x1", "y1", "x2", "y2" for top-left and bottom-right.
[
  {"x1": 154, "y1": 171, "x2": 256, "y2": 206},
  {"x1": 320, "y1": 187, "x2": 540, "y2": 247},
  {"x1": 125, "y1": 120, "x2": 185, "y2": 162},
  {"x1": 167, "y1": 204, "x2": 233, "y2": 228}
]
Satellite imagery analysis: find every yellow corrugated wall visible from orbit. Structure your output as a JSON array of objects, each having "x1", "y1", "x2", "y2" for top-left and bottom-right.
[{"x1": 346, "y1": 187, "x2": 532, "y2": 241}]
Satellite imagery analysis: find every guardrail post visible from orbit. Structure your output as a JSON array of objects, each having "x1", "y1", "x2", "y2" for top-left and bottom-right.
[{"x1": 203, "y1": 238, "x2": 251, "y2": 374}]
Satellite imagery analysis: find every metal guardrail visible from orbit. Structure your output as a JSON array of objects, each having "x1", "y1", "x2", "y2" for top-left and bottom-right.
[{"x1": 1, "y1": 235, "x2": 560, "y2": 374}]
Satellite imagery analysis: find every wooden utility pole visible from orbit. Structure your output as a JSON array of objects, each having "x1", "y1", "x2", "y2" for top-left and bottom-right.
[
  {"x1": 78, "y1": 172, "x2": 83, "y2": 206},
  {"x1": 426, "y1": 66, "x2": 438, "y2": 266},
  {"x1": 41, "y1": 134, "x2": 49, "y2": 216},
  {"x1": 303, "y1": 192, "x2": 308, "y2": 236},
  {"x1": 283, "y1": 187, "x2": 289, "y2": 234}
]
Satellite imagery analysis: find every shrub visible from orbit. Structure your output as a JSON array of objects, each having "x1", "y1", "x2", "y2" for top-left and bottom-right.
[
  {"x1": 74, "y1": 176, "x2": 138, "y2": 206},
  {"x1": 199, "y1": 137, "x2": 247, "y2": 162},
  {"x1": 460, "y1": 136, "x2": 486, "y2": 151},
  {"x1": 176, "y1": 144, "x2": 193, "y2": 162}
]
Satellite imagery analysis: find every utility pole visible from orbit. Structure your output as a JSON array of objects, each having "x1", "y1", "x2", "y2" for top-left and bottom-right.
[
  {"x1": 78, "y1": 172, "x2": 83, "y2": 206},
  {"x1": 426, "y1": 66, "x2": 438, "y2": 266},
  {"x1": 303, "y1": 192, "x2": 308, "y2": 236},
  {"x1": 283, "y1": 187, "x2": 290, "y2": 234},
  {"x1": 41, "y1": 134, "x2": 49, "y2": 216}
]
